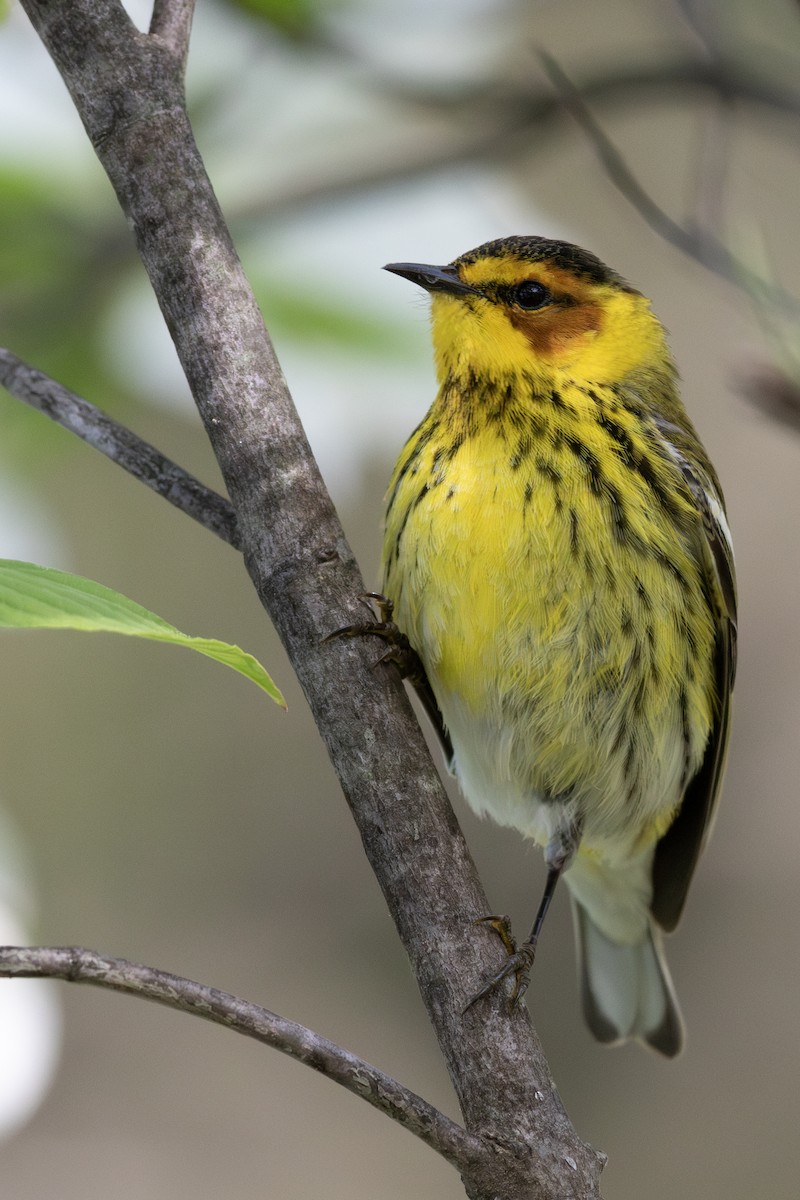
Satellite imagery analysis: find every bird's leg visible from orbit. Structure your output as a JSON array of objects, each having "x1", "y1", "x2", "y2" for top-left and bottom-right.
[
  {"x1": 465, "y1": 817, "x2": 583, "y2": 1011},
  {"x1": 325, "y1": 593, "x2": 453, "y2": 765}
]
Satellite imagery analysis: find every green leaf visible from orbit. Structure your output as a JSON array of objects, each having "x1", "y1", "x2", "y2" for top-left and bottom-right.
[
  {"x1": 0, "y1": 560, "x2": 285, "y2": 707},
  {"x1": 254, "y1": 278, "x2": 417, "y2": 357},
  {"x1": 226, "y1": 0, "x2": 331, "y2": 38}
]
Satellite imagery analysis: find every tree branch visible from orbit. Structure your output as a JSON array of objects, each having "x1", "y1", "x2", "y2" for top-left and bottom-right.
[
  {"x1": 149, "y1": 0, "x2": 195, "y2": 73},
  {"x1": 0, "y1": 945, "x2": 479, "y2": 1172},
  {"x1": 539, "y1": 52, "x2": 800, "y2": 314},
  {"x1": 0, "y1": 348, "x2": 240, "y2": 548},
  {"x1": 16, "y1": 3, "x2": 603, "y2": 1196}
]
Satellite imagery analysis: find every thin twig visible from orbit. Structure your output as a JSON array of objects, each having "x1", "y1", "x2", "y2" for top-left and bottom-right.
[
  {"x1": 0, "y1": 945, "x2": 479, "y2": 1172},
  {"x1": 539, "y1": 51, "x2": 800, "y2": 315},
  {"x1": 149, "y1": 0, "x2": 196, "y2": 73},
  {"x1": 689, "y1": 95, "x2": 734, "y2": 238},
  {"x1": 0, "y1": 348, "x2": 240, "y2": 549}
]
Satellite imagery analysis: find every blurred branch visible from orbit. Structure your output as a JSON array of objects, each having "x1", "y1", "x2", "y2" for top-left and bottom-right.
[
  {"x1": 738, "y1": 366, "x2": 800, "y2": 434},
  {"x1": 232, "y1": 55, "x2": 800, "y2": 226},
  {"x1": 689, "y1": 95, "x2": 734, "y2": 238},
  {"x1": 347, "y1": 42, "x2": 800, "y2": 118},
  {"x1": 673, "y1": 0, "x2": 722, "y2": 54},
  {"x1": 0, "y1": 348, "x2": 240, "y2": 549},
  {"x1": 0, "y1": 945, "x2": 479, "y2": 1172},
  {"x1": 539, "y1": 52, "x2": 800, "y2": 315},
  {"x1": 15, "y1": 3, "x2": 603, "y2": 1197}
]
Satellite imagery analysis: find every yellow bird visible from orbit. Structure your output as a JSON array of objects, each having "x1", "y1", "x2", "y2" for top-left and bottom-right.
[{"x1": 380, "y1": 236, "x2": 737, "y2": 1056}]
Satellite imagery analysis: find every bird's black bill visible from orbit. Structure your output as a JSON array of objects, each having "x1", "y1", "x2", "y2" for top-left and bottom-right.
[{"x1": 383, "y1": 261, "x2": 478, "y2": 297}]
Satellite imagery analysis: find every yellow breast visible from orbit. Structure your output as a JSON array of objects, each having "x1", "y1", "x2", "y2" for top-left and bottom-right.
[{"x1": 382, "y1": 377, "x2": 717, "y2": 852}]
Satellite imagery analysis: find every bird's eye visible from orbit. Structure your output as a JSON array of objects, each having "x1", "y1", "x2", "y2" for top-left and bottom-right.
[{"x1": 512, "y1": 280, "x2": 551, "y2": 310}]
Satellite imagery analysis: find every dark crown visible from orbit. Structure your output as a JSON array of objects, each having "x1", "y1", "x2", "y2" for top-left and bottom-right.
[{"x1": 453, "y1": 236, "x2": 636, "y2": 292}]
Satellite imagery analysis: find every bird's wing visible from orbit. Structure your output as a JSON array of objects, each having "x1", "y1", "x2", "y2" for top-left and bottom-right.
[{"x1": 649, "y1": 427, "x2": 738, "y2": 932}]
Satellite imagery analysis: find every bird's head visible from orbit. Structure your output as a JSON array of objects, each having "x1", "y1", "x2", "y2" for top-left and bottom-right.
[{"x1": 385, "y1": 235, "x2": 671, "y2": 388}]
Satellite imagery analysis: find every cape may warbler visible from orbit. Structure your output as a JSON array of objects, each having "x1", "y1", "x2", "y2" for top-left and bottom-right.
[{"x1": 381, "y1": 236, "x2": 736, "y2": 1056}]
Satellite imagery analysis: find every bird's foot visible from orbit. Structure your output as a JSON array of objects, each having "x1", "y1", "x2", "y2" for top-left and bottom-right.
[
  {"x1": 324, "y1": 593, "x2": 429, "y2": 682},
  {"x1": 325, "y1": 594, "x2": 454, "y2": 763},
  {"x1": 464, "y1": 916, "x2": 537, "y2": 1012}
]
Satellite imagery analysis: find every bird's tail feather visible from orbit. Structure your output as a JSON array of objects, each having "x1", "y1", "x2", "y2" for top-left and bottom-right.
[{"x1": 572, "y1": 898, "x2": 684, "y2": 1057}]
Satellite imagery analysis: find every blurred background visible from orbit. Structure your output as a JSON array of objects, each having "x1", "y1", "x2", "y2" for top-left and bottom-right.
[{"x1": 1, "y1": 0, "x2": 799, "y2": 1196}]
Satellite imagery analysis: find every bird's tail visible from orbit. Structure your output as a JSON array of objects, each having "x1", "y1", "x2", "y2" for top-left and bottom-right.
[
  {"x1": 571, "y1": 896, "x2": 683, "y2": 1056},
  {"x1": 565, "y1": 848, "x2": 684, "y2": 1056}
]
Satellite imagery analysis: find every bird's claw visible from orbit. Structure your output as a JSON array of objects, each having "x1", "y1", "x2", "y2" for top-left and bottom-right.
[
  {"x1": 463, "y1": 916, "x2": 537, "y2": 1013},
  {"x1": 474, "y1": 914, "x2": 517, "y2": 955},
  {"x1": 324, "y1": 594, "x2": 425, "y2": 680},
  {"x1": 323, "y1": 593, "x2": 395, "y2": 644}
]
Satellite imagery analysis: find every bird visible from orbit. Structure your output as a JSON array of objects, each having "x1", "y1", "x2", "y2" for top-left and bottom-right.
[{"x1": 378, "y1": 235, "x2": 737, "y2": 1056}]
